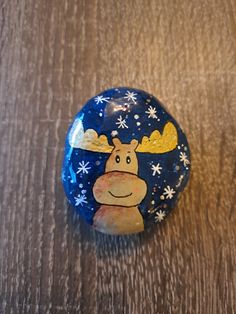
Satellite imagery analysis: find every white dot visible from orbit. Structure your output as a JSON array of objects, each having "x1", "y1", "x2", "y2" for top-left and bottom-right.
[
  {"x1": 177, "y1": 146, "x2": 181, "y2": 149},
  {"x1": 151, "y1": 200, "x2": 155, "y2": 205},
  {"x1": 134, "y1": 114, "x2": 139, "y2": 120},
  {"x1": 81, "y1": 190, "x2": 87, "y2": 194},
  {"x1": 111, "y1": 130, "x2": 118, "y2": 137},
  {"x1": 79, "y1": 184, "x2": 83, "y2": 188},
  {"x1": 137, "y1": 122, "x2": 141, "y2": 126},
  {"x1": 96, "y1": 161, "x2": 100, "y2": 165},
  {"x1": 160, "y1": 195, "x2": 165, "y2": 200},
  {"x1": 99, "y1": 113, "x2": 102, "y2": 117}
]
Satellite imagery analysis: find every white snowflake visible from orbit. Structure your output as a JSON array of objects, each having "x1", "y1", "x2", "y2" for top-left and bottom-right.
[
  {"x1": 74, "y1": 194, "x2": 87, "y2": 206},
  {"x1": 76, "y1": 161, "x2": 91, "y2": 174},
  {"x1": 151, "y1": 163, "x2": 162, "y2": 176},
  {"x1": 179, "y1": 152, "x2": 190, "y2": 167},
  {"x1": 124, "y1": 91, "x2": 137, "y2": 103},
  {"x1": 163, "y1": 186, "x2": 176, "y2": 199},
  {"x1": 111, "y1": 130, "x2": 118, "y2": 137},
  {"x1": 145, "y1": 105, "x2": 158, "y2": 119},
  {"x1": 116, "y1": 115, "x2": 128, "y2": 129},
  {"x1": 155, "y1": 210, "x2": 166, "y2": 222},
  {"x1": 94, "y1": 95, "x2": 110, "y2": 104}
]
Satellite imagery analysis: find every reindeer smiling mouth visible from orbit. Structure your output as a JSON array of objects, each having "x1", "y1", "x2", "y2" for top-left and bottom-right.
[{"x1": 108, "y1": 191, "x2": 133, "y2": 198}]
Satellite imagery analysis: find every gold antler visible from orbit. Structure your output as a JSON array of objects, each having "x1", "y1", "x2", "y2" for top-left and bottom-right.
[
  {"x1": 136, "y1": 122, "x2": 178, "y2": 153},
  {"x1": 69, "y1": 118, "x2": 113, "y2": 153},
  {"x1": 69, "y1": 119, "x2": 177, "y2": 154}
]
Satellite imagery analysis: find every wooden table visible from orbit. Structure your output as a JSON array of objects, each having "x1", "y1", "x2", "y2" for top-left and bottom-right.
[{"x1": 0, "y1": 1, "x2": 235, "y2": 313}]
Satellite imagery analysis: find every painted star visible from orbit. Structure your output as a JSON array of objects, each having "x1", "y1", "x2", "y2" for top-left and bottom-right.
[
  {"x1": 74, "y1": 194, "x2": 87, "y2": 206},
  {"x1": 145, "y1": 105, "x2": 158, "y2": 119},
  {"x1": 179, "y1": 152, "x2": 190, "y2": 167},
  {"x1": 94, "y1": 95, "x2": 110, "y2": 104},
  {"x1": 155, "y1": 210, "x2": 166, "y2": 222},
  {"x1": 151, "y1": 163, "x2": 162, "y2": 176},
  {"x1": 124, "y1": 91, "x2": 137, "y2": 103},
  {"x1": 76, "y1": 161, "x2": 91, "y2": 174},
  {"x1": 163, "y1": 186, "x2": 176, "y2": 199},
  {"x1": 116, "y1": 115, "x2": 128, "y2": 129}
]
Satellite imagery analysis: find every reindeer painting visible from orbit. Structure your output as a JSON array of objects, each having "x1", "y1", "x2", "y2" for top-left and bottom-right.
[
  {"x1": 92, "y1": 138, "x2": 147, "y2": 234},
  {"x1": 69, "y1": 119, "x2": 178, "y2": 235}
]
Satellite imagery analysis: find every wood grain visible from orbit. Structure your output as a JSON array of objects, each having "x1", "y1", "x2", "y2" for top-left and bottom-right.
[{"x1": 0, "y1": 0, "x2": 236, "y2": 313}]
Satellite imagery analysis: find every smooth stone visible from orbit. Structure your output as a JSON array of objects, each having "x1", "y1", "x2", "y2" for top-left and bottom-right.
[{"x1": 62, "y1": 87, "x2": 191, "y2": 235}]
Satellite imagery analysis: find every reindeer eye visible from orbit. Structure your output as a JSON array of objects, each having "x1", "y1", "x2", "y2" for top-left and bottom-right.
[
  {"x1": 126, "y1": 156, "x2": 131, "y2": 164},
  {"x1": 115, "y1": 155, "x2": 120, "y2": 163}
]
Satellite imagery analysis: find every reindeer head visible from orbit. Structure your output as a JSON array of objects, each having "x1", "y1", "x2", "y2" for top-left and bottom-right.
[
  {"x1": 69, "y1": 120, "x2": 178, "y2": 207},
  {"x1": 105, "y1": 138, "x2": 139, "y2": 174}
]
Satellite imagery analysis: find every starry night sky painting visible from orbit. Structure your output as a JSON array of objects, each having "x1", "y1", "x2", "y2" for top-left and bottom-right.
[{"x1": 62, "y1": 87, "x2": 191, "y2": 235}]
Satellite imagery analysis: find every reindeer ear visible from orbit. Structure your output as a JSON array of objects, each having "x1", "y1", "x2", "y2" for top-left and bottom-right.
[
  {"x1": 112, "y1": 137, "x2": 122, "y2": 147},
  {"x1": 130, "y1": 139, "x2": 139, "y2": 150}
]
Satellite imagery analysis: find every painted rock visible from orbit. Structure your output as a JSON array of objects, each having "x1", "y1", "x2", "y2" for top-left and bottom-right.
[{"x1": 62, "y1": 87, "x2": 191, "y2": 235}]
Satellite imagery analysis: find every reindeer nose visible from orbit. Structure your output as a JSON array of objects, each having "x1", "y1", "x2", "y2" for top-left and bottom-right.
[
  {"x1": 93, "y1": 171, "x2": 147, "y2": 207},
  {"x1": 62, "y1": 87, "x2": 191, "y2": 235}
]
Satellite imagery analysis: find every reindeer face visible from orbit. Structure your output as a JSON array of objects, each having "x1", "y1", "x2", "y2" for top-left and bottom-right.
[
  {"x1": 93, "y1": 138, "x2": 147, "y2": 207},
  {"x1": 105, "y1": 138, "x2": 139, "y2": 174}
]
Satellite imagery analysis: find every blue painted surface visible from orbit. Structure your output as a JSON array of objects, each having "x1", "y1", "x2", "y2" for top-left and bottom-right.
[{"x1": 62, "y1": 87, "x2": 190, "y2": 231}]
